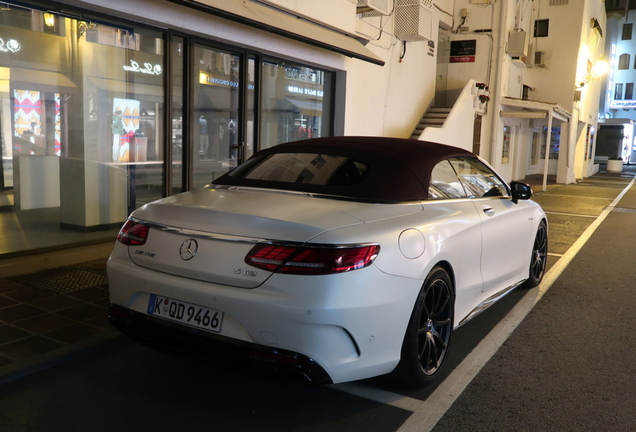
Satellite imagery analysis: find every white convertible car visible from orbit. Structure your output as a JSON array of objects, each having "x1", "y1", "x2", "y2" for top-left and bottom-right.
[{"x1": 108, "y1": 136, "x2": 547, "y2": 386}]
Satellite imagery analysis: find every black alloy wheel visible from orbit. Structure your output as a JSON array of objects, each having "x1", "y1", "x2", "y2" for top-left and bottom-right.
[
  {"x1": 522, "y1": 220, "x2": 548, "y2": 288},
  {"x1": 395, "y1": 266, "x2": 454, "y2": 387}
]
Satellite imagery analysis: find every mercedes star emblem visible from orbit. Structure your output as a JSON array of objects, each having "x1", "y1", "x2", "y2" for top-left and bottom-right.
[{"x1": 179, "y1": 238, "x2": 198, "y2": 261}]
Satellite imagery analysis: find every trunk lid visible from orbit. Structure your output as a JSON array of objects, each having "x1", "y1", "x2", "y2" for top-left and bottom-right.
[{"x1": 127, "y1": 187, "x2": 419, "y2": 288}]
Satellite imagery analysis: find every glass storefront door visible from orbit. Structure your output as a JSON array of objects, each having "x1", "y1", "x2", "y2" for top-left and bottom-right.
[
  {"x1": 171, "y1": 35, "x2": 185, "y2": 195},
  {"x1": 260, "y1": 60, "x2": 333, "y2": 149},
  {"x1": 192, "y1": 44, "x2": 241, "y2": 188}
]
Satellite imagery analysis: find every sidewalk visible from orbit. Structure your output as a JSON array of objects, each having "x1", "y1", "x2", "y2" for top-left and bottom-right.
[
  {"x1": 0, "y1": 164, "x2": 634, "y2": 382},
  {"x1": 0, "y1": 258, "x2": 115, "y2": 380}
]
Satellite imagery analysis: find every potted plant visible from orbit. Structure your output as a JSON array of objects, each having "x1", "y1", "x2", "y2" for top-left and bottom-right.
[
  {"x1": 607, "y1": 155, "x2": 624, "y2": 173},
  {"x1": 475, "y1": 82, "x2": 488, "y2": 95},
  {"x1": 478, "y1": 94, "x2": 490, "y2": 109}
]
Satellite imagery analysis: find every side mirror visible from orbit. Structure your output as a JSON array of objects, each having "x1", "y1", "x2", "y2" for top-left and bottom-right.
[{"x1": 510, "y1": 181, "x2": 533, "y2": 204}]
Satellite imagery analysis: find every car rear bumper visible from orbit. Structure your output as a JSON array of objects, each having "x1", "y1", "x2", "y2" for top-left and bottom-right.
[{"x1": 109, "y1": 303, "x2": 333, "y2": 384}]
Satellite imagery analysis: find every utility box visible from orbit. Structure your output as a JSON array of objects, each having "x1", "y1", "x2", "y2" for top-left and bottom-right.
[
  {"x1": 357, "y1": 0, "x2": 391, "y2": 15},
  {"x1": 394, "y1": 0, "x2": 434, "y2": 42},
  {"x1": 507, "y1": 30, "x2": 528, "y2": 57}
]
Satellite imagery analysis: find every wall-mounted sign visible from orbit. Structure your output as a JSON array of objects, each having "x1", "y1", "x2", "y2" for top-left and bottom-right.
[
  {"x1": 450, "y1": 40, "x2": 476, "y2": 63},
  {"x1": 0, "y1": 38, "x2": 20, "y2": 53},
  {"x1": 123, "y1": 60, "x2": 162, "y2": 75},
  {"x1": 610, "y1": 100, "x2": 636, "y2": 109}
]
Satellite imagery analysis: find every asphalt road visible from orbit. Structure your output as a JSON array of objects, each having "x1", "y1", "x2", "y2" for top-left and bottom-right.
[
  {"x1": 1, "y1": 171, "x2": 635, "y2": 432},
  {"x1": 432, "y1": 181, "x2": 636, "y2": 432}
]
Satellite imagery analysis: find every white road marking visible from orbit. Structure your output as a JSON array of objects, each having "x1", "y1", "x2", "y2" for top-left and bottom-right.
[
  {"x1": 542, "y1": 194, "x2": 614, "y2": 201},
  {"x1": 544, "y1": 211, "x2": 598, "y2": 219},
  {"x1": 332, "y1": 175, "x2": 636, "y2": 431},
  {"x1": 333, "y1": 382, "x2": 422, "y2": 412}
]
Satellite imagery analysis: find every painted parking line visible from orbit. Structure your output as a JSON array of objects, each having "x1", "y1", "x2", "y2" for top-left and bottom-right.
[
  {"x1": 333, "y1": 382, "x2": 421, "y2": 412},
  {"x1": 541, "y1": 194, "x2": 616, "y2": 200},
  {"x1": 332, "y1": 175, "x2": 636, "y2": 432},
  {"x1": 544, "y1": 211, "x2": 598, "y2": 219}
]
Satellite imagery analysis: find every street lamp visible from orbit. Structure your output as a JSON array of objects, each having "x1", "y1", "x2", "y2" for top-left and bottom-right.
[{"x1": 579, "y1": 59, "x2": 609, "y2": 87}]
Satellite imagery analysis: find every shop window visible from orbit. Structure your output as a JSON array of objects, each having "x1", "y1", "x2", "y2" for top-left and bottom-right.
[
  {"x1": 541, "y1": 127, "x2": 560, "y2": 159},
  {"x1": 534, "y1": 19, "x2": 549, "y2": 38},
  {"x1": 623, "y1": 23, "x2": 633, "y2": 40},
  {"x1": 0, "y1": 5, "x2": 166, "y2": 256},
  {"x1": 619, "y1": 53, "x2": 630, "y2": 70},
  {"x1": 260, "y1": 60, "x2": 333, "y2": 150},
  {"x1": 615, "y1": 83, "x2": 624, "y2": 100}
]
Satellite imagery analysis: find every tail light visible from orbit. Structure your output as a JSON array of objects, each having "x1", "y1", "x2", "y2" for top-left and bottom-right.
[
  {"x1": 117, "y1": 220, "x2": 149, "y2": 245},
  {"x1": 245, "y1": 243, "x2": 380, "y2": 275}
]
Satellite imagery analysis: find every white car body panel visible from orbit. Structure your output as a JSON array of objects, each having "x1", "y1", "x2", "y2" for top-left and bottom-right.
[{"x1": 109, "y1": 242, "x2": 423, "y2": 384}]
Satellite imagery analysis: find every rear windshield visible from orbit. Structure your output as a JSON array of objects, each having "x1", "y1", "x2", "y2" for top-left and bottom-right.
[{"x1": 229, "y1": 153, "x2": 368, "y2": 186}]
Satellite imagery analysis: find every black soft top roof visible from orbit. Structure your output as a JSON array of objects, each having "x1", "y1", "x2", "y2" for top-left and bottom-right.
[{"x1": 213, "y1": 136, "x2": 474, "y2": 202}]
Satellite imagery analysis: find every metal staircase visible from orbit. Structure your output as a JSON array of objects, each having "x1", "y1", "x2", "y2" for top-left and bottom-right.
[{"x1": 409, "y1": 107, "x2": 452, "y2": 139}]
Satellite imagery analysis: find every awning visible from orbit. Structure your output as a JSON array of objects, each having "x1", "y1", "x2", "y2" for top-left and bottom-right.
[
  {"x1": 500, "y1": 97, "x2": 572, "y2": 122},
  {"x1": 167, "y1": 0, "x2": 385, "y2": 66},
  {"x1": 11, "y1": 68, "x2": 77, "y2": 94},
  {"x1": 500, "y1": 97, "x2": 572, "y2": 192}
]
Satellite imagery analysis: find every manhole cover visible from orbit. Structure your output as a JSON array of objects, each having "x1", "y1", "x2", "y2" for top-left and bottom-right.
[
  {"x1": 612, "y1": 207, "x2": 636, "y2": 213},
  {"x1": 13, "y1": 268, "x2": 108, "y2": 294},
  {"x1": 549, "y1": 219, "x2": 573, "y2": 225}
]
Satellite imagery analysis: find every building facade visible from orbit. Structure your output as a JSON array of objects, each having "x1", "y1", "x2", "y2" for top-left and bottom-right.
[
  {"x1": 0, "y1": 0, "x2": 607, "y2": 259},
  {"x1": 598, "y1": 1, "x2": 636, "y2": 164}
]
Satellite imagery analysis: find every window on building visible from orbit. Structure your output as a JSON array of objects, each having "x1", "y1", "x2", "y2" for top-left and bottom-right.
[
  {"x1": 547, "y1": 127, "x2": 560, "y2": 159},
  {"x1": 626, "y1": 83, "x2": 634, "y2": 100},
  {"x1": 623, "y1": 23, "x2": 633, "y2": 40},
  {"x1": 502, "y1": 126, "x2": 511, "y2": 164},
  {"x1": 534, "y1": 19, "x2": 549, "y2": 37},
  {"x1": 616, "y1": 83, "x2": 624, "y2": 100},
  {"x1": 619, "y1": 54, "x2": 630, "y2": 70}
]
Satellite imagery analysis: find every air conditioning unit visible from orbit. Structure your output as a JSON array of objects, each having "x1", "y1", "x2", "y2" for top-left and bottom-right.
[
  {"x1": 357, "y1": 0, "x2": 391, "y2": 15},
  {"x1": 507, "y1": 30, "x2": 528, "y2": 57},
  {"x1": 534, "y1": 50, "x2": 547, "y2": 67},
  {"x1": 394, "y1": 0, "x2": 434, "y2": 42}
]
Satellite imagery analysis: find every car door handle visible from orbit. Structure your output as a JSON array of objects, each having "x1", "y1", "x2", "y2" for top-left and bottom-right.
[{"x1": 482, "y1": 205, "x2": 495, "y2": 217}]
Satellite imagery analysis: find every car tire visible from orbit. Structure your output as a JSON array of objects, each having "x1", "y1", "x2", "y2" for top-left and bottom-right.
[
  {"x1": 394, "y1": 266, "x2": 454, "y2": 387},
  {"x1": 521, "y1": 220, "x2": 548, "y2": 288}
]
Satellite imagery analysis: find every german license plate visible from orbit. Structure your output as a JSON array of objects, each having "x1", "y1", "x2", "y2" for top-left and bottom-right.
[{"x1": 147, "y1": 294, "x2": 223, "y2": 333}]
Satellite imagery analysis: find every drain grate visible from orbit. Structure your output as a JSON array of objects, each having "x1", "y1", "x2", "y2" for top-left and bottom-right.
[
  {"x1": 13, "y1": 268, "x2": 108, "y2": 294},
  {"x1": 612, "y1": 207, "x2": 636, "y2": 213},
  {"x1": 549, "y1": 219, "x2": 573, "y2": 225}
]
